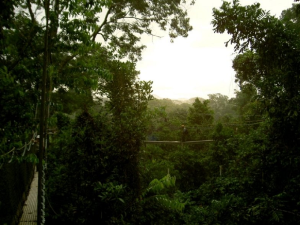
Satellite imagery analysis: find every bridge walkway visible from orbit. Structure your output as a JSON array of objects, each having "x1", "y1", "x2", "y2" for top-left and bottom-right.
[{"x1": 19, "y1": 170, "x2": 38, "y2": 225}]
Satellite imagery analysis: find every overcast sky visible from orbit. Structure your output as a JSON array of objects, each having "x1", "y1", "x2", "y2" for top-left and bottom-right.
[{"x1": 136, "y1": 0, "x2": 294, "y2": 100}]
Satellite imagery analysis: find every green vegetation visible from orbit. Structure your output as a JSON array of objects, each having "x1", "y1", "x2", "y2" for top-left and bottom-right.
[{"x1": 1, "y1": 0, "x2": 300, "y2": 224}]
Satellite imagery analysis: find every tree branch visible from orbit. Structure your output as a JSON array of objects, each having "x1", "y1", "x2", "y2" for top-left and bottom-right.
[
  {"x1": 27, "y1": 0, "x2": 36, "y2": 22},
  {"x1": 92, "y1": 5, "x2": 114, "y2": 42},
  {"x1": 98, "y1": 32, "x2": 107, "y2": 41},
  {"x1": 58, "y1": 53, "x2": 79, "y2": 74},
  {"x1": 122, "y1": 16, "x2": 156, "y2": 21}
]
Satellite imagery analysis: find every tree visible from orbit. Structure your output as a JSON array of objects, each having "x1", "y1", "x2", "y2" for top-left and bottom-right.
[
  {"x1": 212, "y1": 1, "x2": 300, "y2": 223},
  {"x1": 46, "y1": 60, "x2": 154, "y2": 223},
  {"x1": 102, "y1": 60, "x2": 153, "y2": 198},
  {"x1": 186, "y1": 98, "x2": 214, "y2": 141},
  {"x1": 212, "y1": 0, "x2": 300, "y2": 102},
  {"x1": 46, "y1": 110, "x2": 128, "y2": 224},
  {"x1": 1, "y1": 1, "x2": 197, "y2": 224},
  {"x1": 208, "y1": 93, "x2": 235, "y2": 122},
  {"x1": 188, "y1": 98, "x2": 213, "y2": 126},
  {"x1": 0, "y1": 0, "x2": 196, "y2": 158}
]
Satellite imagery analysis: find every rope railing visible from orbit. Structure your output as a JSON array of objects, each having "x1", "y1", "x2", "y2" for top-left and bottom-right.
[
  {"x1": 0, "y1": 127, "x2": 57, "y2": 162},
  {"x1": 148, "y1": 120, "x2": 265, "y2": 133},
  {"x1": 143, "y1": 140, "x2": 214, "y2": 150},
  {"x1": 0, "y1": 131, "x2": 38, "y2": 168},
  {"x1": 144, "y1": 140, "x2": 214, "y2": 145}
]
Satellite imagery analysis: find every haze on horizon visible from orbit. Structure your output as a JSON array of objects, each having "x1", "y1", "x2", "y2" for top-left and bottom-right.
[{"x1": 136, "y1": 0, "x2": 293, "y2": 100}]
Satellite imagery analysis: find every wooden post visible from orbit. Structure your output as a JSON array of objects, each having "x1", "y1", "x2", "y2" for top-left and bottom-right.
[{"x1": 38, "y1": 1, "x2": 49, "y2": 224}]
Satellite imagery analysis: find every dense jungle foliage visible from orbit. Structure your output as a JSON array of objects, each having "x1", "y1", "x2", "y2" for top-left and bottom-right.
[{"x1": 1, "y1": 0, "x2": 300, "y2": 224}]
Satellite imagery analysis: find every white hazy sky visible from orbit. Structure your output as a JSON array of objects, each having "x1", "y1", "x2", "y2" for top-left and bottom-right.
[{"x1": 136, "y1": 0, "x2": 294, "y2": 100}]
